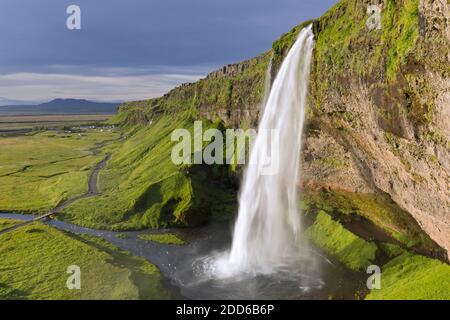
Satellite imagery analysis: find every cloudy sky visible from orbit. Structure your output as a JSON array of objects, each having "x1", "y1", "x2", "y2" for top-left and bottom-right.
[{"x1": 0, "y1": 0, "x2": 336, "y2": 105}]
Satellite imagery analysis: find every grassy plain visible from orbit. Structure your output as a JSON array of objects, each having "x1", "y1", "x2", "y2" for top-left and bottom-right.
[
  {"x1": 306, "y1": 211, "x2": 378, "y2": 271},
  {"x1": 0, "y1": 219, "x2": 20, "y2": 232},
  {"x1": 304, "y1": 207, "x2": 450, "y2": 300},
  {"x1": 0, "y1": 129, "x2": 119, "y2": 213},
  {"x1": 0, "y1": 219, "x2": 169, "y2": 300}
]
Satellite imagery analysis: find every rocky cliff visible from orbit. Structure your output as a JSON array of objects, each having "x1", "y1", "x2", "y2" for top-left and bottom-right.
[
  {"x1": 108, "y1": 0, "x2": 448, "y2": 259},
  {"x1": 305, "y1": 0, "x2": 449, "y2": 259}
]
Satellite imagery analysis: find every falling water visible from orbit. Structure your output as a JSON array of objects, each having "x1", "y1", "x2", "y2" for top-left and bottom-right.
[
  {"x1": 211, "y1": 25, "x2": 315, "y2": 277},
  {"x1": 262, "y1": 55, "x2": 273, "y2": 108}
]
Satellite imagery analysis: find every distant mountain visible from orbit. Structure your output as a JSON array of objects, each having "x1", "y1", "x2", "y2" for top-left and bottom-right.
[{"x1": 0, "y1": 99, "x2": 119, "y2": 115}]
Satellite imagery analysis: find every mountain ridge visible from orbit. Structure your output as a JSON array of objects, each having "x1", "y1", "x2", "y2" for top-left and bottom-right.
[{"x1": 0, "y1": 98, "x2": 119, "y2": 115}]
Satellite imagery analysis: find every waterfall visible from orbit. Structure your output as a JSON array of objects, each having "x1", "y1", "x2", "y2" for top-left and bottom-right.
[
  {"x1": 262, "y1": 55, "x2": 273, "y2": 108},
  {"x1": 215, "y1": 25, "x2": 315, "y2": 277}
]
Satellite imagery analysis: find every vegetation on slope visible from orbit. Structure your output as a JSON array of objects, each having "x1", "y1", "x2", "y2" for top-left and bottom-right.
[
  {"x1": 0, "y1": 219, "x2": 20, "y2": 232},
  {"x1": 138, "y1": 232, "x2": 185, "y2": 245},
  {"x1": 302, "y1": 188, "x2": 445, "y2": 258},
  {"x1": 306, "y1": 211, "x2": 377, "y2": 271},
  {"x1": 382, "y1": 0, "x2": 420, "y2": 81},
  {"x1": 312, "y1": 0, "x2": 448, "y2": 133},
  {"x1": 0, "y1": 219, "x2": 168, "y2": 300},
  {"x1": 272, "y1": 20, "x2": 314, "y2": 68},
  {"x1": 312, "y1": 0, "x2": 420, "y2": 85},
  {"x1": 366, "y1": 251, "x2": 450, "y2": 300},
  {"x1": 0, "y1": 130, "x2": 119, "y2": 213},
  {"x1": 61, "y1": 112, "x2": 237, "y2": 230},
  {"x1": 112, "y1": 52, "x2": 271, "y2": 129}
]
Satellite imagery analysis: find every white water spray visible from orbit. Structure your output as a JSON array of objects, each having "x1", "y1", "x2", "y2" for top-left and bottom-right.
[{"x1": 213, "y1": 26, "x2": 315, "y2": 277}]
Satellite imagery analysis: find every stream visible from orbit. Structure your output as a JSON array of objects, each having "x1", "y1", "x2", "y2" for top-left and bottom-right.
[{"x1": 0, "y1": 212, "x2": 364, "y2": 300}]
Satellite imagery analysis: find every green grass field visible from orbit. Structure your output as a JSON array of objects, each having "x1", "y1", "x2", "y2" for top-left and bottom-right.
[
  {"x1": 0, "y1": 129, "x2": 119, "y2": 213},
  {"x1": 138, "y1": 232, "x2": 185, "y2": 245},
  {"x1": 0, "y1": 219, "x2": 169, "y2": 300},
  {"x1": 0, "y1": 219, "x2": 20, "y2": 232},
  {"x1": 303, "y1": 189, "x2": 443, "y2": 257}
]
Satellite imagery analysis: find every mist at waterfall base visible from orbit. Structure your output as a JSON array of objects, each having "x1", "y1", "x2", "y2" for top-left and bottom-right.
[{"x1": 179, "y1": 26, "x2": 330, "y2": 297}]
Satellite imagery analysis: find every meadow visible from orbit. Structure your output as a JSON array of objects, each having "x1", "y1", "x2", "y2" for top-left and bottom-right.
[
  {"x1": 0, "y1": 219, "x2": 169, "y2": 300},
  {"x1": 0, "y1": 129, "x2": 120, "y2": 213}
]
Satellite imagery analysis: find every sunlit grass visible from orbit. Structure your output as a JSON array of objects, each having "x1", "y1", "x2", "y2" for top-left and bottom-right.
[
  {"x1": 306, "y1": 211, "x2": 378, "y2": 271},
  {"x1": 0, "y1": 130, "x2": 119, "y2": 213},
  {"x1": 138, "y1": 232, "x2": 185, "y2": 245},
  {"x1": 366, "y1": 252, "x2": 450, "y2": 300},
  {"x1": 0, "y1": 219, "x2": 168, "y2": 300}
]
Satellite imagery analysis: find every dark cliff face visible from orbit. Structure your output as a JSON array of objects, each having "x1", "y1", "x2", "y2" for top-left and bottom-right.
[{"x1": 116, "y1": 0, "x2": 449, "y2": 258}]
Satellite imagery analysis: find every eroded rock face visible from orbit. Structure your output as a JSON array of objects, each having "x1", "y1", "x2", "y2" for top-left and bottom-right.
[
  {"x1": 304, "y1": 0, "x2": 449, "y2": 258},
  {"x1": 303, "y1": 76, "x2": 449, "y2": 259},
  {"x1": 301, "y1": 128, "x2": 373, "y2": 194}
]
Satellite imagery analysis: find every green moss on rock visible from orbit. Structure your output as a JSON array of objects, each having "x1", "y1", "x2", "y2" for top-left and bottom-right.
[
  {"x1": 366, "y1": 252, "x2": 450, "y2": 300},
  {"x1": 303, "y1": 188, "x2": 444, "y2": 258},
  {"x1": 306, "y1": 211, "x2": 378, "y2": 271}
]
